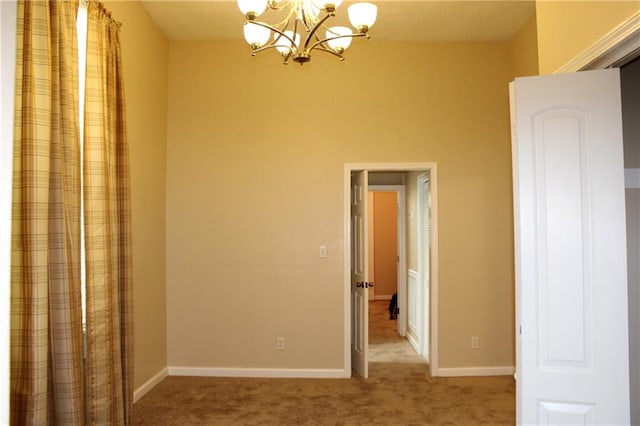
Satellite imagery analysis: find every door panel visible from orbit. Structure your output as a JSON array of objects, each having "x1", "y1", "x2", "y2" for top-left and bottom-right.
[
  {"x1": 351, "y1": 170, "x2": 368, "y2": 378},
  {"x1": 511, "y1": 69, "x2": 630, "y2": 425}
]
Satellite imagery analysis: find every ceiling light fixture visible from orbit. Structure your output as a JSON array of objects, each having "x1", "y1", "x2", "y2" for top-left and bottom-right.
[{"x1": 238, "y1": 0, "x2": 377, "y2": 65}]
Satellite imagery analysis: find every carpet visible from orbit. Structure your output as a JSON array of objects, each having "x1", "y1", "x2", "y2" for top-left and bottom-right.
[{"x1": 132, "y1": 301, "x2": 515, "y2": 425}]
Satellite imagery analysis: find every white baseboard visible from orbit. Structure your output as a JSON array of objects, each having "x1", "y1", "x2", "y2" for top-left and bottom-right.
[
  {"x1": 406, "y1": 331, "x2": 420, "y2": 355},
  {"x1": 133, "y1": 367, "x2": 168, "y2": 403},
  {"x1": 373, "y1": 295, "x2": 393, "y2": 301},
  {"x1": 168, "y1": 366, "x2": 346, "y2": 379},
  {"x1": 433, "y1": 366, "x2": 515, "y2": 377}
]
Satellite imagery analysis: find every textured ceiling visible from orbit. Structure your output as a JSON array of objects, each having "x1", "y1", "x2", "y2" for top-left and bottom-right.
[{"x1": 141, "y1": 0, "x2": 536, "y2": 42}]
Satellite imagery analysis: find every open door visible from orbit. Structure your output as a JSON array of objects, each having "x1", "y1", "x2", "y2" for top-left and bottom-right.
[
  {"x1": 417, "y1": 173, "x2": 430, "y2": 362},
  {"x1": 511, "y1": 69, "x2": 630, "y2": 424},
  {"x1": 351, "y1": 170, "x2": 369, "y2": 378}
]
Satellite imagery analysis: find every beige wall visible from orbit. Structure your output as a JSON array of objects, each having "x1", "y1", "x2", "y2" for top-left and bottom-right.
[
  {"x1": 508, "y1": 13, "x2": 539, "y2": 80},
  {"x1": 104, "y1": 0, "x2": 169, "y2": 388},
  {"x1": 372, "y1": 192, "x2": 398, "y2": 298},
  {"x1": 535, "y1": 0, "x2": 640, "y2": 74},
  {"x1": 166, "y1": 39, "x2": 514, "y2": 369}
]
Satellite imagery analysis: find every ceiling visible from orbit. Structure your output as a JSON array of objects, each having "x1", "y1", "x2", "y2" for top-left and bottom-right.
[{"x1": 141, "y1": 0, "x2": 536, "y2": 42}]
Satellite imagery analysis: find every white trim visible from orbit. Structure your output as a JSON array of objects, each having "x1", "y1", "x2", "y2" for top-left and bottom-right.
[
  {"x1": 405, "y1": 269, "x2": 420, "y2": 354},
  {"x1": 406, "y1": 332, "x2": 420, "y2": 355},
  {"x1": 626, "y1": 168, "x2": 640, "y2": 189},
  {"x1": 343, "y1": 168, "x2": 351, "y2": 378},
  {"x1": 416, "y1": 173, "x2": 431, "y2": 362},
  {"x1": 436, "y1": 366, "x2": 515, "y2": 377},
  {"x1": 428, "y1": 166, "x2": 439, "y2": 376},
  {"x1": 344, "y1": 163, "x2": 439, "y2": 379},
  {"x1": 133, "y1": 368, "x2": 168, "y2": 403},
  {"x1": 373, "y1": 295, "x2": 393, "y2": 301},
  {"x1": 555, "y1": 11, "x2": 640, "y2": 73},
  {"x1": 168, "y1": 367, "x2": 346, "y2": 379},
  {"x1": 0, "y1": 1, "x2": 17, "y2": 423},
  {"x1": 407, "y1": 269, "x2": 419, "y2": 342}
]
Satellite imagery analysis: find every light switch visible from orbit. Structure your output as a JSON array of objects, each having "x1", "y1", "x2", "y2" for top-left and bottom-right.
[{"x1": 319, "y1": 245, "x2": 327, "y2": 258}]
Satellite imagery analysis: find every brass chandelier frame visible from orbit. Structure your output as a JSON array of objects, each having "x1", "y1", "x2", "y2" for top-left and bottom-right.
[{"x1": 243, "y1": 0, "x2": 371, "y2": 65}]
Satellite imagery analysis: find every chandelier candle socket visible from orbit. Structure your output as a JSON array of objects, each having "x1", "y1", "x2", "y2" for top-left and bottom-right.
[{"x1": 238, "y1": 0, "x2": 377, "y2": 64}]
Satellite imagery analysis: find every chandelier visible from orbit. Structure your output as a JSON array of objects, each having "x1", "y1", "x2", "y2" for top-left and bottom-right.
[{"x1": 237, "y1": 0, "x2": 378, "y2": 65}]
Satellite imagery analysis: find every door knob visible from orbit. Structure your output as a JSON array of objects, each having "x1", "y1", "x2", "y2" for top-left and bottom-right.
[
  {"x1": 356, "y1": 282, "x2": 365, "y2": 288},
  {"x1": 366, "y1": 282, "x2": 374, "y2": 288}
]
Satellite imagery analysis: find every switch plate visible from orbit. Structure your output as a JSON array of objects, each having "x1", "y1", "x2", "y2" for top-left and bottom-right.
[{"x1": 319, "y1": 245, "x2": 327, "y2": 258}]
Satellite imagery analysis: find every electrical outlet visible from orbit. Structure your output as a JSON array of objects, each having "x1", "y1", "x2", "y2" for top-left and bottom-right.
[
  {"x1": 276, "y1": 337, "x2": 285, "y2": 351},
  {"x1": 471, "y1": 336, "x2": 479, "y2": 349}
]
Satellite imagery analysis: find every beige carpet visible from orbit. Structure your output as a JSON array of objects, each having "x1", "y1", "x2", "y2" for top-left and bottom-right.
[
  {"x1": 368, "y1": 299, "x2": 429, "y2": 364},
  {"x1": 133, "y1": 301, "x2": 515, "y2": 425}
]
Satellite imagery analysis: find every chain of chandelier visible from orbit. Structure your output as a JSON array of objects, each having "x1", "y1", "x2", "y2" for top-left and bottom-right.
[{"x1": 238, "y1": 0, "x2": 378, "y2": 65}]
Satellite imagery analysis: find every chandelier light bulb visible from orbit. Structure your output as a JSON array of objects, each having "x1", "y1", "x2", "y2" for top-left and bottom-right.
[
  {"x1": 243, "y1": 23, "x2": 271, "y2": 48},
  {"x1": 238, "y1": 0, "x2": 268, "y2": 18},
  {"x1": 348, "y1": 2, "x2": 377, "y2": 32},
  {"x1": 326, "y1": 26, "x2": 352, "y2": 52},
  {"x1": 275, "y1": 30, "x2": 300, "y2": 55}
]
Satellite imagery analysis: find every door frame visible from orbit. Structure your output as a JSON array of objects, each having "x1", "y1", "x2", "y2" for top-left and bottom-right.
[
  {"x1": 368, "y1": 185, "x2": 407, "y2": 337},
  {"x1": 555, "y1": 11, "x2": 640, "y2": 73},
  {"x1": 344, "y1": 162, "x2": 439, "y2": 377}
]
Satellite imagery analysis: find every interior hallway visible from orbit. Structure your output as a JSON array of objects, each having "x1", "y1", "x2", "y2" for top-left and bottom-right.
[{"x1": 368, "y1": 299, "x2": 427, "y2": 365}]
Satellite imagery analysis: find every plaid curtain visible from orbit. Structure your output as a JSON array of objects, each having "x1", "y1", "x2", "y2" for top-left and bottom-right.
[
  {"x1": 83, "y1": 2, "x2": 133, "y2": 424},
  {"x1": 11, "y1": 1, "x2": 133, "y2": 424},
  {"x1": 10, "y1": 0, "x2": 85, "y2": 424}
]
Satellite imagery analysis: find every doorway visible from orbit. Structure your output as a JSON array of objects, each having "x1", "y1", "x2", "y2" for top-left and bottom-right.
[
  {"x1": 367, "y1": 185, "x2": 417, "y2": 363},
  {"x1": 344, "y1": 163, "x2": 439, "y2": 378},
  {"x1": 368, "y1": 185, "x2": 405, "y2": 332}
]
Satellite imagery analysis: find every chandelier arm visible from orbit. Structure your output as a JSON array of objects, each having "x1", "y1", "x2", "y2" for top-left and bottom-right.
[
  {"x1": 250, "y1": 44, "x2": 287, "y2": 55},
  {"x1": 311, "y1": 45, "x2": 345, "y2": 61},
  {"x1": 307, "y1": 32, "x2": 365, "y2": 53},
  {"x1": 301, "y1": 11, "x2": 334, "y2": 51},
  {"x1": 300, "y1": 8, "x2": 316, "y2": 31},
  {"x1": 267, "y1": 0, "x2": 292, "y2": 12},
  {"x1": 267, "y1": 0, "x2": 299, "y2": 26},
  {"x1": 281, "y1": 6, "x2": 298, "y2": 31},
  {"x1": 249, "y1": 20, "x2": 298, "y2": 49},
  {"x1": 254, "y1": 44, "x2": 292, "y2": 63},
  {"x1": 292, "y1": 16, "x2": 301, "y2": 53},
  {"x1": 246, "y1": 5, "x2": 296, "y2": 32}
]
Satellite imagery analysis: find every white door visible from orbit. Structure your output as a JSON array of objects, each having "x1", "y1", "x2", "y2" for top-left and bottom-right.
[
  {"x1": 351, "y1": 170, "x2": 369, "y2": 378},
  {"x1": 417, "y1": 173, "x2": 430, "y2": 361},
  {"x1": 511, "y1": 69, "x2": 630, "y2": 425}
]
